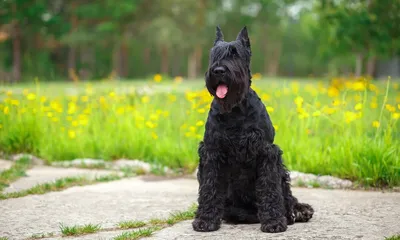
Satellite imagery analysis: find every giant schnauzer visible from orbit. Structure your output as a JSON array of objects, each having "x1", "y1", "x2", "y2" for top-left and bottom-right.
[{"x1": 192, "y1": 26, "x2": 314, "y2": 233}]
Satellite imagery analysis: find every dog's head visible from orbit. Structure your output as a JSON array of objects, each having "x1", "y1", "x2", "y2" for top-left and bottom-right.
[{"x1": 205, "y1": 26, "x2": 252, "y2": 113}]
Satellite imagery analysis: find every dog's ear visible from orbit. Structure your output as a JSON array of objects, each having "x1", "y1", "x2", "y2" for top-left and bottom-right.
[
  {"x1": 236, "y1": 26, "x2": 251, "y2": 50},
  {"x1": 214, "y1": 25, "x2": 224, "y2": 46}
]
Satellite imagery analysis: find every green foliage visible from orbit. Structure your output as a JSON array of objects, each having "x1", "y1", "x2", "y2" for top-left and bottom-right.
[{"x1": 1, "y1": 78, "x2": 399, "y2": 187}]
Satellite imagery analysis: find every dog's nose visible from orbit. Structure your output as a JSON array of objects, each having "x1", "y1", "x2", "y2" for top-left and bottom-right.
[{"x1": 213, "y1": 66, "x2": 225, "y2": 75}]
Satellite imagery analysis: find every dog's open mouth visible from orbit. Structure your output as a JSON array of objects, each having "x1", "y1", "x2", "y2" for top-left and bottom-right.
[{"x1": 216, "y1": 84, "x2": 228, "y2": 99}]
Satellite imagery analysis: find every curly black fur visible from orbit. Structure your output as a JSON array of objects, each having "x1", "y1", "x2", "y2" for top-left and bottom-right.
[{"x1": 192, "y1": 26, "x2": 314, "y2": 233}]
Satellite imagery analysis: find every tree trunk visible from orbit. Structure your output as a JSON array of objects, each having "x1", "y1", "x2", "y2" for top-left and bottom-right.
[
  {"x1": 195, "y1": 45, "x2": 203, "y2": 77},
  {"x1": 188, "y1": 49, "x2": 197, "y2": 80},
  {"x1": 161, "y1": 45, "x2": 169, "y2": 74},
  {"x1": 268, "y1": 41, "x2": 282, "y2": 77},
  {"x1": 355, "y1": 52, "x2": 363, "y2": 77},
  {"x1": 68, "y1": 1, "x2": 78, "y2": 81},
  {"x1": 112, "y1": 43, "x2": 122, "y2": 79},
  {"x1": 12, "y1": 23, "x2": 21, "y2": 82},
  {"x1": 120, "y1": 42, "x2": 129, "y2": 77},
  {"x1": 67, "y1": 47, "x2": 76, "y2": 77},
  {"x1": 366, "y1": 55, "x2": 376, "y2": 78}
]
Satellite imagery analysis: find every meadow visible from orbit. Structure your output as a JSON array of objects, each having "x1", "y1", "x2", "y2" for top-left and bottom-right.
[{"x1": 0, "y1": 74, "x2": 399, "y2": 187}]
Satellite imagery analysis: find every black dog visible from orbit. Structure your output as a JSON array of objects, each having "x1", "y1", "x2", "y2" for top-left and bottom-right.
[{"x1": 192, "y1": 26, "x2": 314, "y2": 233}]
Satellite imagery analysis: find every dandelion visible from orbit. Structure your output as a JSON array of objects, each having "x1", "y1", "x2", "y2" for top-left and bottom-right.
[
  {"x1": 52, "y1": 117, "x2": 59, "y2": 122},
  {"x1": 294, "y1": 96, "x2": 303, "y2": 106},
  {"x1": 385, "y1": 104, "x2": 396, "y2": 113},
  {"x1": 153, "y1": 74, "x2": 162, "y2": 82},
  {"x1": 27, "y1": 93, "x2": 36, "y2": 101},
  {"x1": 11, "y1": 99, "x2": 19, "y2": 106},
  {"x1": 151, "y1": 132, "x2": 158, "y2": 140},
  {"x1": 68, "y1": 130, "x2": 76, "y2": 139},
  {"x1": 6, "y1": 90, "x2": 12, "y2": 96},
  {"x1": 393, "y1": 113, "x2": 400, "y2": 120},
  {"x1": 72, "y1": 121, "x2": 78, "y2": 127},
  {"x1": 273, "y1": 124, "x2": 279, "y2": 131},
  {"x1": 266, "y1": 106, "x2": 274, "y2": 113},
  {"x1": 253, "y1": 73, "x2": 262, "y2": 80},
  {"x1": 312, "y1": 111, "x2": 321, "y2": 117},
  {"x1": 196, "y1": 121, "x2": 204, "y2": 127},
  {"x1": 345, "y1": 111, "x2": 357, "y2": 123},
  {"x1": 354, "y1": 103, "x2": 363, "y2": 111},
  {"x1": 141, "y1": 96, "x2": 150, "y2": 104},
  {"x1": 174, "y1": 76, "x2": 183, "y2": 83},
  {"x1": 168, "y1": 94, "x2": 177, "y2": 102},
  {"x1": 3, "y1": 106, "x2": 9, "y2": 114},
  {"x1": 370, "y1": 102, "x2": 378, "y2": 109},
  {"x1": 145, "y1": 121, "x2": 156, "y2": 129},
  {"x1": 197, "y1": 108, "x2": 206, "y2": 113},
  {"x1": 372, "y1": 121, "x2": 380, "y2": 128},
  {"x1": 327, "y1": 87, "x2": 339, "y2": 97},
  {"x1": 81, "y1": 95, "x2": 89, "y2": 102},
  {"x1": 47, "y1": 112, "x2": 53, "y2": 118},
  {"x1": 109, "y1": 91, "x2": 116, "y2": 98},
  {"x1": 189, "y1": 126, "x2": 196, "y2": 132},
  {"x1": 398, "y1": 104, "x2": 400, "y2": 110},
  {"x1": 261, "y1": 94, "x2": 270, "y2": 101}
]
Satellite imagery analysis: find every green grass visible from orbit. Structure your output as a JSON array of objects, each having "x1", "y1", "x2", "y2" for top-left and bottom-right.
[
  {"x1": 0, "y1": 237, "x2": 9, "y2": 240},
  {"x1": 0, "y1": 156, "x2": 32, "y2": 191},
  {"x1": 0, "y1": 174, "x2": 125, "y2": 200},
  {"x1": 386, "y1": 235, "x2": 400, "y2": 240},
  {"x1": 60, "y1": 223, "x2": 101, "y2": 236},
  {"x1": 118, "y1": 221, "x2": 147, "y2": 229},
  {"x1": 113, "y1": 227, "x2": 160, "y2": 240},
  {"x1": 1, "y1": 77, "x2": 399, "y2": 187},
  {"x1": 28, "y1": 232, "x2": 54, "y2": 239}
]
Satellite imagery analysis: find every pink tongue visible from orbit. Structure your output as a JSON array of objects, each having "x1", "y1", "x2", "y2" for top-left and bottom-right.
[{"x1": 216, "y1": 84, "x2": 228, "y2": 98}]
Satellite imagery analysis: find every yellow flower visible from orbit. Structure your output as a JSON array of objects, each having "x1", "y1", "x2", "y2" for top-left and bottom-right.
[
  {"x1": 72, "y1": 121, "x2": 78, "y2": 127},
  {"x1": 174, "y1": 76, "x2": 183, "y2": 83},
  {"x1": 327, "y1": 87, "x2": 339, "y2": 97},
  {"x1": 197, "y1": 108, "x2": 206, "y2": 113},
  {"x1": 26, "y1": 93, "x2": 36, "y2": 101},
  {"x1": 81, "y1": 96, "x2": 89, "y2": 102},
  {"x1": 354, "y1": 103, "x2": 363, "y2": 111},
  {"x1": 322, "y1": 106, "x2": 336, "y2": 115},
  {"x1": 261, "y1": 94, "x2": 270, "y2": 101},
  {"x1": 23, "y1": 89, "x2": 29, "y2": 95},
  {"x1": 151, "y1": 132, "x2": 158, "y2": 140},
  {"x1": 385, "y1": 104, "x2": 396, "y2": 113},
  {"x1": 189, "y1": 126, "x2": 196, "y2": 132},
  {"x1": 109, "y1": 91, "x2": 116, "y2": 97},
  {"x1": 145, "y1": 121, "x2": 156, "y2": 129},
  {"x1": 266, "y1": 106, "x2": 274, "y2": 113},
  {"x1": 52, "y1": 117, "x2": 59, "y2": 122},
  {"x1": 141, "y1": 96, "x2": 150, "y2": 104},
  {"x1": 180, "y1": 124, "x2": 187, "y2": 130},
  {"x1": 168, "y1": 94, "x2": 177, "y2": 102},
  {"x1": 6, "y1": 90, "x2": 12, "y2": 96},
  {"x1": 117, "y1": 107, "x2": 125, "y2": 115},
  {"x1": 153, "y1": 74, "x2": 162, "y2": 82},
  {"x1": 47, "y1": 112, "x2": 53, "y2": 118},
  {"x1": 11, "y1": 99, "x2": 19, "y2": 106},
  {"x1": 370, "y1": 102, "x2": 378, "y2": 109},
  {"x1": 372, "y1": 121, "x2": 380, "y2": 128},
  {"x1": 68, "y1": 130, "x2": 76, "y2": 139},
  {"x1": 345, "y1": 111, "x2": 357, "y2": 123},
  {"x1": 196, "y1": 120, "x2": 204, "y2": 127},
  {"x1": 332, "y1": 99, "x2": 341, "y2": 106},
  {"x1": 79, "y1": 119, "x2": 88, "y2": 126},
  {"x1": 3, "y1": 106, "x2": 9, "y2": 114},
  {"x1": 40, "y1": 96, "x2": 47, "y2": 103},
  {"x1": 253, "y1": 73, "x2": 262, "y2": 80},
  {"x1": 398, "y1": 104, "x2": 400, "y2": 110},
  {"x1": 273, "y1": 124, "x2": 279, "y2": 131},
  {"x1": 312, "y1": 111, "x2": 321, "y2": 117},
  {"x1": 67, "y1": 102, "x2": 77, "y2": 114},
  {"x1": 294, "y1": 96, "x2": 303, "y2": 106},
  {"x1": 393, "y1": 113, "x2": 400, "y2": 120}
]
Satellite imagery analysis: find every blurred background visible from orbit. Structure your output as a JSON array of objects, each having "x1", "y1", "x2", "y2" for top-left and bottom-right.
[{"x1": 1, "y1": 0, "x2": 399, "y2": 83}]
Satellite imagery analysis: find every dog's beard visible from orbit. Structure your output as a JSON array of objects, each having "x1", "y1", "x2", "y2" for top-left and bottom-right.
[{"x1": 206, "y1": 60, "x2": 250, "y2": 113}]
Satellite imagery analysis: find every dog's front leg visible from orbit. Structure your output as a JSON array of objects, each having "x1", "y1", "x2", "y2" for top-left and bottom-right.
[
  {"x1": 256, "y1": 143, "x2": 287, "y2": 233},
  {"x1": 192, "y1": 150, "x2": 226, "y2": 232}
]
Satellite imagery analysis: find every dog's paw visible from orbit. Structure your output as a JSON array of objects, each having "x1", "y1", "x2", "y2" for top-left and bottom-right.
[
  {"x1": 286, "y1": 211, "x2": 296, "y2": 225},
  {"x1": 192, "y1": 218, "x2": 220, "y2": 232},
  {"x1": 260, "y1": 217, "x2": 287, "y2": 233},
  {"x1": 294, "y1": 203, "x2": 314, "y2": 222}
]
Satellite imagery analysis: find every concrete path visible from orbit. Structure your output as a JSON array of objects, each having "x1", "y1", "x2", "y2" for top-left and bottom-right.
[{"x1": 1, "y1": 174, "x2": 399, "y2": 240}]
